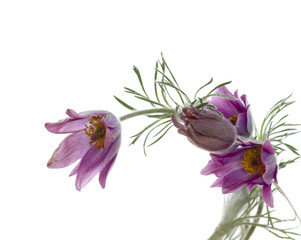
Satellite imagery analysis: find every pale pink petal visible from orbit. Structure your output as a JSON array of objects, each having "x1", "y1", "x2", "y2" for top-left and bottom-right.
[
  {"x1": 66, "y1": 109, "x2": 85, "y2": 119},
  {"x1": 75, "y1": 147, "x2": 106, "y2": 191},
  {"x1": 75, "y1": 137, "x2": 121, "y2": 191},
  {"x1": 47, "y1": 131, "x2": 91, "y2": 168},
  {"x1": 45, "y1": 118, "x2": 88, "y2": 134},
  {"x1": 99, "y1": 155, "x2": 117, "y2": 188},
  {"x1": 100, "y1": 118, "x2": 115, "y2": 149},
  {"x1": 69, "y1": 161, "x2": 81, "y2": 176}
]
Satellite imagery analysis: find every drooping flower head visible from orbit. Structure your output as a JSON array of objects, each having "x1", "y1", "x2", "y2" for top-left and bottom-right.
[
  {"x1": 45, "y1": 109, "x2": 121, "y2": 190},
  {"x1": 172, "y1": 107, "x2": 236, "y2": 152},
  {"x1": 201, "y1": 139, "x2": 278, "y2": 207},
  {"x1": 209, "y1": 86, "x2": 253, "y2": 138}
]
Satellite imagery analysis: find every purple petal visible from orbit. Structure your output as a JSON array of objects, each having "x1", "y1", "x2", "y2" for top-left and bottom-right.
[
  {"x1": 75, "y1": 147, "x2": 106, "y2": 191},
  {"x1": 201, "y1": 160, "x2": 223, "y2": 176},
  {"x1": 201, "y1": 157, "x2": 242, "y2": 178},
  {"x1": 69, "y1": 161, "x2": 80, "y2": 176},
  {"x1": 210, "y1": 86, "x2": 245, "y2": 118},
  {"x1": 68, "y1": 110, "x2": 115, "y2": 125},
  {"x1": 247, "y1": 182, "x2": 257, "y2": 193},
  {"x1": 262, "y1": 184, "x2": 274, "y2": 208},
  {"x1": 211, "y1": 148, "x2": 246, "y2": 164},
  {"x1": 103, "y1": 127, "x2": 115, "y2": 149},
  {"x1": 66, "y1": 109, "x2": 85, "y2": 119},
  {"x1": 261, "y1": 140, "x2": 277, "y2": 185},
  {"x1": 236, "y1": 111, "x2": 249, "y2": 137},
  {"x1": 45, "y1": 118, "x2": 89, "y2": 134},
  {"x1": 221, "y1": 168, "x2": 259, "y2": 193},
  {"x1": 233, "y1": 90, "x2": 239, "y2": 99},
  {"x1": 75, "y1": 137, "x2": 121, "y2": 191},
  {"x1": 262, "y1": 140, "x2": 275, "y2": 154},
  {"x1": 76, "y1": 110, "x2": 110, "y2": 118},
  {"x1": 100, "y1": 118, "x2": 118, "y2": 149},
  {"x1": 99, "y1": 155, "x2": 117, "y2": 188},
  {"x1": 246, "y1": 108, "x2": 253, "y2": 135},
  {"x1": 240, "y1": 94, "x2": 247, "y2": 106},
  {"x1": 47, "y1": 131, "x2": 90, "y2": 168},
  {"x1": 103, "y1": 113, "x2": 120, "y2": 128},
  {"x1": 211, "y1": 178, "x2": 223, "y2": 188}
]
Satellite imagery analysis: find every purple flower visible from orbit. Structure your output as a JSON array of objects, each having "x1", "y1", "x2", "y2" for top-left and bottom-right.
[
  {"x1": 201, "y1": 139, "x2": 278, "y2": 207},
  {"x1": 209, "y1": 86, "x2": 253, "y2": 138},
  {"x1": 45, "y1": 109, "x2": 121, "y2": 190},
  {"x1": 172, "y1": 107, "x2": 236, "y2": 152}
]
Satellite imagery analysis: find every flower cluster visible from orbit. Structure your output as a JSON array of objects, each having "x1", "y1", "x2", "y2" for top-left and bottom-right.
[{"x1": 174, "y1": 86, "x2": 278, "y2": 207}]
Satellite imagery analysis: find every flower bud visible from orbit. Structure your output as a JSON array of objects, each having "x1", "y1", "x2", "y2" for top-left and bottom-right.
[{"x1": 172, "y1": 107, "x2": 236, "y2": 152}]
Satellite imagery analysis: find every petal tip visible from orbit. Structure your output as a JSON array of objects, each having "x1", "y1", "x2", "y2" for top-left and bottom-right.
[{"x1": 47, "y1": 158, "x2": 55, "y2": 168}]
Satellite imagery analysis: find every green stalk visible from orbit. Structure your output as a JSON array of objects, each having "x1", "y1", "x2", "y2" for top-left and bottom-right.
[
  {"x1": 208, "y1": 224, "x2": 233, "y2": 240},
  {"x1": 243, "y1": 201, "x2": 264, "y2": 240}
]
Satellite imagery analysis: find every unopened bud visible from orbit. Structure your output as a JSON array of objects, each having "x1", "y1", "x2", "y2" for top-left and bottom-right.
[{"x1": 172, "y1": 107, "x2": 236, "y2": 152}]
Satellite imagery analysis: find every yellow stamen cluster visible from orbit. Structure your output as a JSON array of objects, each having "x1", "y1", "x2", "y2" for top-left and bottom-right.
[
  {"x1": 84, "y1": 116, "x2": 106, "y2": 149},
  {"x1": 241, "y1": 145, "x2": 265, "y2": 175},
  {"x1": 228, "y1": 114, "x2": 238, "y2": 125}
]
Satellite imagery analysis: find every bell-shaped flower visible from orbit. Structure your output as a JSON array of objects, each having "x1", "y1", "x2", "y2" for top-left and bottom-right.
[
  {"x1": 209, "y1": 86, "x2": 253, "y2": 138},
  {"x1": 201, "y1": 139, "x2": 278, "y2": 207},
  {"x1": 45, "y1": 109, "x2": 121, "y2": 190},
  {"x1": 172, "y1": 107, "x2": 236, "y2": 152}
]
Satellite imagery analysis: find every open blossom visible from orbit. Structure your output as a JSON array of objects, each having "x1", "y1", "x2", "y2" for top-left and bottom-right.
[
  {"x1": 172, "y1": 107, "x2": 236, "y2": 152},
  {"x1": 45, "y1": 109, "x2": 121, "y2": 190},
  {"x1": 209, "y1": 86, "x2": 253, "y2": 138},
  {"x1": 201, "y1": 139, "x2": 277, "y2": 207}
]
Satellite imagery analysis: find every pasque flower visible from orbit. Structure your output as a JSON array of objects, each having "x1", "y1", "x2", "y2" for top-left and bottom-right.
[
  {"x1": 201, "y1": 139, "x2": 277, "y2": 207},
  {"x1": 172, "y1": 107, "x2": 236, "y2": 152},
  {"x1": 45, "y1": 109, "x2": 121, "y2": 190},
  {"x1": 209, "y1": 86, "x2": 253, "y2": 138}
]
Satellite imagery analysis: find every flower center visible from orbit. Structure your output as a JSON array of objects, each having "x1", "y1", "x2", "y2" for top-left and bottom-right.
[
  {"x1": 241, "y1": 145, "x2": 265, "y2": 175},
  {"x1": 84, "y1": 116, "x2": 106, "y2": 149},
  {"x1": 228, "y1": 114, "x2": 238, "y2": 125}
]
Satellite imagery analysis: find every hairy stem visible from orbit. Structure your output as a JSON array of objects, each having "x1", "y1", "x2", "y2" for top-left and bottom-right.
[
  {"x1": 243, "y1": 201, "x2": 264, "y2": 240},
  {"x1": 208, "y1": 223, "x2": 232, "y2": 240},
  {"x1": 119, "y1": 108, "x2": 175, "y2": 121}
]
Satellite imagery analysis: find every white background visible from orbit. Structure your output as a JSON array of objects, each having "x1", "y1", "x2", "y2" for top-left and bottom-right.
[{"x1": 1, "y1": 1, "x2": 301, "y2": 239}]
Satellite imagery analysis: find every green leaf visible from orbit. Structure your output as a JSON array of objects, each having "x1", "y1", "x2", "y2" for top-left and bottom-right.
[
  {"x1": 154, "y1": 61, "x2": 161, "y2": 103},
  {"x1": 114, "y1": 96, "x2": 136, "y2": 111},
  {"x1": 130, "y1": 119, "x2": 162, "y2": 145},
  {"x1": 133, "y1": 66, "x2": 149, "y2": 98},
  {"x1": 194, "y1": 78, "x2": 213, "y2": 100},
  {"x1": 148, "y1": 124, "x2": 173, "y2": 147},
  {"x1": 205, "y1": 81, "x2": 232, "y2": 97},
  {"x1": 210, "y1": 93, "x2": 238, "y2": 100},
  {"x1": 124, "y1": 87, "x2": 144, "y2": 97},
  {"x1": 134, "y1": 95, "x2": 166, "y2": 107},
  {"x1": 204, "y1": 104, "x2": 224, "y2": 117},
  {"x1": 155, "y1": 68, "x2": 187, "y2": 105},
  {"x1": 283, "y1": 143, "x2": 300, "y2": 155},
  {"x1": 160, "y1": 53, "x2": 180, "y2": 87},
  {"x1": 279, "y1": 156, "x2": 300, "y2": 169},
  {"x1": 155, "y1": 80, "x2": 191, "y2": 103},
  {"x1": 142, "y1": 119, "x2": 172, "y2": 155}
]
